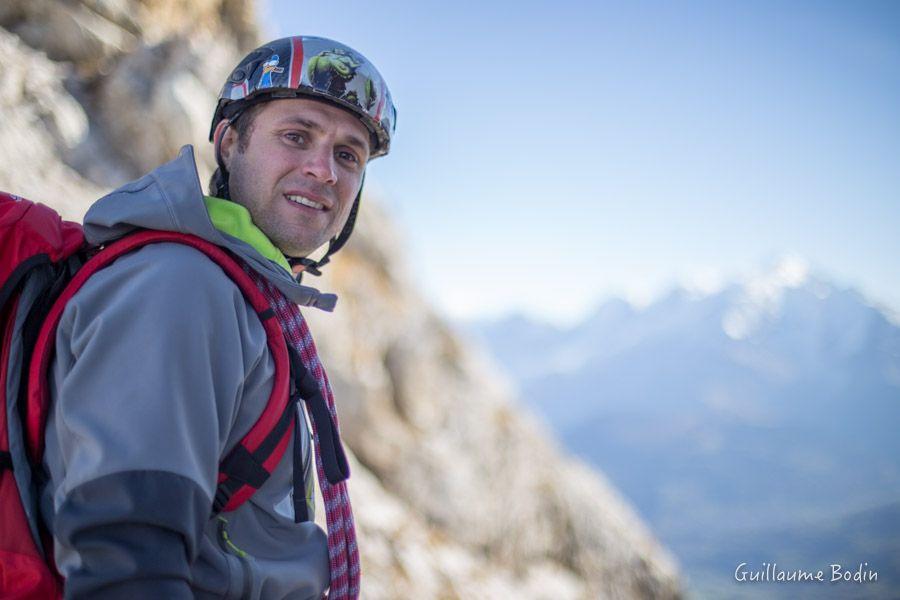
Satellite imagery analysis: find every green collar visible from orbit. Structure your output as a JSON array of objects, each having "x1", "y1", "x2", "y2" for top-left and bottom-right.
[{"x1": 203, "y1": 196, "x2": 292, "y2": 272}]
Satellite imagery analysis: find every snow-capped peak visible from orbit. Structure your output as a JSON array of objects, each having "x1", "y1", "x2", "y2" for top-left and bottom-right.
[
  {"x1": 770, "y1": 254, "x2": 810, "y2": 288},
  {"x1": 722, "y1": 254, "x2": 812, "y2": 340}
]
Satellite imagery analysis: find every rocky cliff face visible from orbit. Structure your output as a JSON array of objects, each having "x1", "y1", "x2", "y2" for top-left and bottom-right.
[{"x1": 0, "y1": 2, "x2": 681, "y2": 597}]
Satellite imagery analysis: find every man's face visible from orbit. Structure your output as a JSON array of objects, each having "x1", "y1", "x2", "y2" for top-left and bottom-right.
[{"x1": 219, "y1": 98, "x2": 371, "y2": 258}]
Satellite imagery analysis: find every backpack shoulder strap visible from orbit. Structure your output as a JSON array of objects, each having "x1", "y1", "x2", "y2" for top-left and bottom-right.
[{"x1": 26, "y1": 230, "x2": 293, "y2": 512}]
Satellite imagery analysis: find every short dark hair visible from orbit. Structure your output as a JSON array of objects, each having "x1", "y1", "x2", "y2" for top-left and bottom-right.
[
  {"x1": 232, "y1": 102, "x2": 266, "y2": 152},
  {"x1": 208, "y1": 102, "x2": 266, "y2": 196}
]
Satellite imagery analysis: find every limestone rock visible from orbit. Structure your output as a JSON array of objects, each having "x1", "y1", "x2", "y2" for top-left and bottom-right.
[
  {"x1": 0, "y1": 27, "x2": 101, "y2": 219},
  {"x1": 1, "y1": 0, "x2": 256, "y2": 77},
  {"x1": 347, "y1": 451, "x2": 590, "y2": 599},
  {"x1": 94, "y1": 35, "x2": 223, "y2": 176},
  {"x1": 1, "y1": 1, "x2": 137, "y2": 77}
]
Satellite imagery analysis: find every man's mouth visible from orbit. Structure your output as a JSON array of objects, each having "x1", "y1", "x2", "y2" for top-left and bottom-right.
[{"x1": 286, "y1": 194, "x2": 326, "y2": 211}]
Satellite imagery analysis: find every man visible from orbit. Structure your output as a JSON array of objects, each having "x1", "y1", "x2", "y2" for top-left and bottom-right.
[{"x1": 39, "y1": 36, "x2": 396, "y2": 599}]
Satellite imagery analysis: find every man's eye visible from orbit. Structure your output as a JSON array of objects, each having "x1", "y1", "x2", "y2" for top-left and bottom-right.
[
  {"x1": 337, "y1": 150, "x2": 359, "y2": 164},
  {"x1": 284, "y1": 132, "x2": 305, "y2": 144}
]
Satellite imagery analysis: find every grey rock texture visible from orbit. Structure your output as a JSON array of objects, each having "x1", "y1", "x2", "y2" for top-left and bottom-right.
[
  {"x1": 0, "y1": 28, "x2": 102, "y2": 219},
  {"x1": 0, "y1": 2, "x2": 682, "y2": 597}
]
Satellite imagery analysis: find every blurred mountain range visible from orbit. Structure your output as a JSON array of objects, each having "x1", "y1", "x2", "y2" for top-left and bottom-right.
[{"x1": 469, "y1": 257, "x2": 900, "y2": 597}]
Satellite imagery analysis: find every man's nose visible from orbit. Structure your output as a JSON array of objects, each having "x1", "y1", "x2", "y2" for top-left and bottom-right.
[{"x1": 302, "y1": 146, "x2": 337, "y2": 185}]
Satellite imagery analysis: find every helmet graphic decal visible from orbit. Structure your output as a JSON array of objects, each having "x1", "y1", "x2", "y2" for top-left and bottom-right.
[
  {"x1": 305, "y1": 48, "x2": 378, "y2": 112},
  {"x1": 373, "y1": 79, "x2": 385, "y2": 122},
  {"x1": 288, "y1": 37, "x2": 304, "y2": 88},
  {"x1": 259, "y1": 54, "x2": 285, "y2": 89},
  {"x1": 228, "y1": 79, "x2": 249, "y2": 101},
  {"x1": 308, "y1": 50, "x2": 360, "y2": 98}
]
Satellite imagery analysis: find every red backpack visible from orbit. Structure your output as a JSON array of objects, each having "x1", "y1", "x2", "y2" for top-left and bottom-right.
[{"x1": 0, "y1": 192, "x2": 296, "y2": 598}]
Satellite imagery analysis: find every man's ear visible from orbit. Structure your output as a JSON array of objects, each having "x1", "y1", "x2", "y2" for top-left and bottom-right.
[{"x1": 213, "y1": 120, "x2": 238, "y2": 169}]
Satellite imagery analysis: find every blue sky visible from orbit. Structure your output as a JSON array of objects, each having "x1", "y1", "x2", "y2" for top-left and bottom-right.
[{"x1": 266, "y1": 0, "x2": 900, "y2": 324}]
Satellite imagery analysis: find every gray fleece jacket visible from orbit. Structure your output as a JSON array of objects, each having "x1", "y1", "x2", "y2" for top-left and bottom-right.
[{"x1": 40, "y1": 146, "x2": 336, "y2": 599}]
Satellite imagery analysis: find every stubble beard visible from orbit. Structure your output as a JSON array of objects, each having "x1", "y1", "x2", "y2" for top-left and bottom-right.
[{"x1": 227, "y1": 159, "x2": 327, "y2": 259}]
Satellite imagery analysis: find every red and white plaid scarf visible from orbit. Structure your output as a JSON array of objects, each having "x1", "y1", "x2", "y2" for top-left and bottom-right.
[{"x1": 248, "y1": 269, "x2": 360, "y2": 599}]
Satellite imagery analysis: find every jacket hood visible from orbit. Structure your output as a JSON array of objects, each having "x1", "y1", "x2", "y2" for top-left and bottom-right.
[{"x1": 83, "y1": 145, "x2": 337, "y2": 311}]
